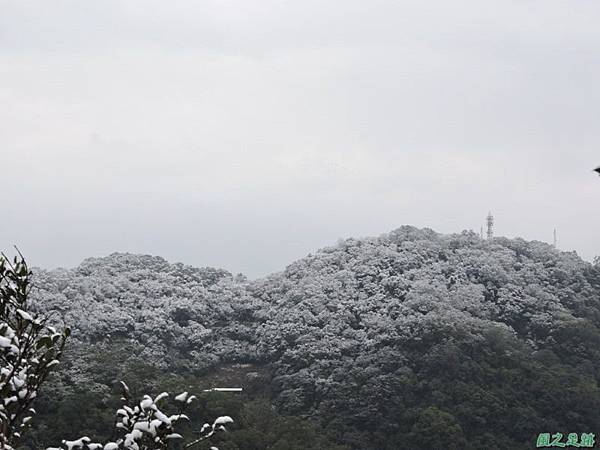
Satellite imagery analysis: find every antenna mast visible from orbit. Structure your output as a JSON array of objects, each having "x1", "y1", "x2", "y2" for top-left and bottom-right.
[
  {"x1": 486, "y1": 212, "x2": 494, "y2": 240},
  {"x1": 553, "y1": 228, "x2": 557, "y2": 248}
]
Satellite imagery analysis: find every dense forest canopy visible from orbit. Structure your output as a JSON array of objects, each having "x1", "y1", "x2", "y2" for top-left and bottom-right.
[{"x1": 20, "y1": 226, "x2": 600, "y2": 450}]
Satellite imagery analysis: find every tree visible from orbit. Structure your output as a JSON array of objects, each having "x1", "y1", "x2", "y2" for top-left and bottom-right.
[
  {"x1": 407, "y1": 407, "x2": 467, "y2": 450},
  {"x1": 0, "y1": 253, "x2": 70, "y2": 449}
]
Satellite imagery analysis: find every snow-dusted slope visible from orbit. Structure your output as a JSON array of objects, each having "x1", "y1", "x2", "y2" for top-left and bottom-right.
[{"x1": 28, "y1": 226, "x2": 600, "y2": 450}]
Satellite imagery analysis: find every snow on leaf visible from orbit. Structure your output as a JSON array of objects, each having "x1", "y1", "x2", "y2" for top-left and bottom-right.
[
  {"x1": 213, "y1": 416, "x2": 234, "y2": 426},
  {"x1": 46, "y1": 360, "x2": 60, "y2": 368},
  {"x1": 174, "y1": 391, "x2": 188, "y2": 402},
  {"x1": 154, "y1": 392, "x2": 169, "y2": 403},
  {"x1": 16, "y1": 309, "x2": 34, "y2": 322},
  {"x1": 119, "y1": 381, "x2": 130, "y2": 394},
  {"x1": 165, "y1": 433, "x2": 183, "y2": 439}
]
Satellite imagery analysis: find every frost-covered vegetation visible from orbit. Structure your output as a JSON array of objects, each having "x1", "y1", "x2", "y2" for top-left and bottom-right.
[
  {"x1": 12, "y1": 226, "x2": 600, "y2": 449},
  {"x1": 45, "y1": 383, "x2": 233, "y2": 450},
  {"x1": 0, "y1": 255, "x2": 233, "y2": 450},
  {"x1": 0, "y1": 254, "x2": 69, "y2": 450}
]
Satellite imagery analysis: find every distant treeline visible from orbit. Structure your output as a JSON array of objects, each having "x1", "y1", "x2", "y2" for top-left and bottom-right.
[{"x1": 22, "y1": 227, "x2": 600, "y2": 450}]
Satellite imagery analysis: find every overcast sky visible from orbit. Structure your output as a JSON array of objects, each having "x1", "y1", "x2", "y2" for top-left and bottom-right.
[{"x1": 1, "y1": 0, "x2": 599, "y2": 278}]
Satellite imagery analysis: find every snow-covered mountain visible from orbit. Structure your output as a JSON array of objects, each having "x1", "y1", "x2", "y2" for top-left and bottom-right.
[{"x1": 26, "y1": 226, "x2": 600, "y2": 450}]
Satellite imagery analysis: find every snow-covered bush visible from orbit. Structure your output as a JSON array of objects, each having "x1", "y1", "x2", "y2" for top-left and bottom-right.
[
  {"x1": 0, "y1": 254, "x2": 70, "y2": 449},
  {"x1": 47, "y1": 382, "x2": 233, "y2": 450}
]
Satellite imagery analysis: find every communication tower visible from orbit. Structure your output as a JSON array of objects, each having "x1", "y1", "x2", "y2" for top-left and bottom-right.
[{"x1": 486, "y1": 212, "x2": 494, "y2": 240}]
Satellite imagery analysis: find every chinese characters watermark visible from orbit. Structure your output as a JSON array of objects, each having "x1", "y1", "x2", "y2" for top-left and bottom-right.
[{"x1": 536, "y1": 432, "x2": 595, "y2": 448}]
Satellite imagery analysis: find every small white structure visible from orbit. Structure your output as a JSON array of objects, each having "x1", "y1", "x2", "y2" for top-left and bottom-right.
[{"x1": 202, "y1": 387, "x2": 243, "y2": 392}]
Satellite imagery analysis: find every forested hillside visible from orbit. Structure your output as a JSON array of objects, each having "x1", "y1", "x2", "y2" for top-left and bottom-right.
[{"x1": 23, "y1": 226, "x2": 600, "y2": 450}]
